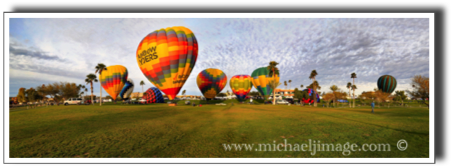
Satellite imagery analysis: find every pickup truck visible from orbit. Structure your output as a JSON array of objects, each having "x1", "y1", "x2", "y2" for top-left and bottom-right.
[{"x1": 64, "y1": 98, "x2": 82, "y2": 105}]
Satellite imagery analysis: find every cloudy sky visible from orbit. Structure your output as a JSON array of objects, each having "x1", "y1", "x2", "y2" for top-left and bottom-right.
[{"x1": 8, "y1": 17, "x2": 429, "y2": 97}]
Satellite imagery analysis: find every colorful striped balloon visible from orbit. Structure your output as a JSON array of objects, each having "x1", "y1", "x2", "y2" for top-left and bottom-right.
[
  {"x1": 251, "y1": 67, "x2": 280, "y2": 100},
  {"x1": 230, "y1": 75, "x2": 252, "y2": 100},
  {"x1": 120, "y1": 78, "x2": 134, "y2": 100},
  {"x1": 143, "y1": 87, "x2": 165, "y2": 104},
  {"x1": 99, "y1": 65, "x2": 128, "y2": 101},
  {"x1": 136, "y1": 26, "x2": 198, "y2": 100},
  {"x1": 196, "y1": 68, "x2": 227, "y2": 99},
  {"x1": 377, "y1": 75, "x2": 397, "y2": 93}
]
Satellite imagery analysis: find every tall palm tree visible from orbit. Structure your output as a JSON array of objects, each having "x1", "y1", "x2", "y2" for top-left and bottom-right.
[
  {"x1": 267, "y1": 61, "x2": 279, "y2": 105},
  {"x1": 81, "y1": 85, "x2": 86, "y2": 101},
  {"x1": 288, "y1": 80, "x2": 292, "y2": 90},
  {"x1": 95, "y1": 63, "x2": 107, "y2": 106},
  {"x1": 309, "y1": 70, "x2": 318, "y2": 107},
  {"x1": 300, "y1": 85, "x2": 303, "y2": 89},
  {"x1": 84, "y1": 88, "x2": 88, "y2": 101},
  {"x1": 284, "y1": 81, "x2": 287, "y2": 90},
  {"x1": 351, "y1": 72, "x2": 357, "y2": 108},
  {"x1": 140, "y1": 80, "x2": 145, "y2": 93},
  {"x1": 85, "y1": 73, "x2": 98, "y2": 105},
  {"x1": 346, "y1": 82, "x2": 352, "y2": 107},
  {"x1": 351, "y1": 85, "x2": 357, "y2": 107},
  {"x1": 330, "y1": 85, "x2": 339, "y2": 107}
]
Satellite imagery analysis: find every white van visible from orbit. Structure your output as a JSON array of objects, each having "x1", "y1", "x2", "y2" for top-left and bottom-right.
[{"x1": 64, "y1": 98, "x2": 82, "y2": 105}]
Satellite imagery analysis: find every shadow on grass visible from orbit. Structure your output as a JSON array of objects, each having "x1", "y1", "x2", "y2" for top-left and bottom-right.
[{"x1": 309, "y1": 111, "x2": 428, "y2": 136}]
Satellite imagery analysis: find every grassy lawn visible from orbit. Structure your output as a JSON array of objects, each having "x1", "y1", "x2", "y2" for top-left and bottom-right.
[{"x1": 9, "y1": 102, "x2": 429, "y2": 158}]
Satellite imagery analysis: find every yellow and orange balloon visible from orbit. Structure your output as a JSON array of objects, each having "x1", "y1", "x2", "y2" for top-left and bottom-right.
[
  {"x1": 136, "y1": 26, "x2": 198, "y2": 100},
  {"x1": 99, "y1": 65, "x2": 128, "y2": 100}
]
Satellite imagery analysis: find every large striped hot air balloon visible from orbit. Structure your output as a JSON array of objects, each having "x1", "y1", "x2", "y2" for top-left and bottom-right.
[
  {"x1": 377, "y1": 75, "x2": 397, "y2": 93},
  {"x1": 143, "y1": 87, "x2": 165, "y2": 104},
  {"x1": 196, "y1": 68, "x2": 227, "y2": 99},
  {"x1": 136, "y1": 26, "x2": 198, "y2": 101},
  {"x1": 230, "y1": 75, "x2": 252, "y2": 101},
  {"x1": 120, "y1": 78, "x2": 134, "y2": 100},
  {"x1": 99, "y1": 65, "x2": 128, "y2": 101},
  {"x1": 302, "y1": 88, "x2": 320, "y2": 103},
  {"x1": 251, "y1": 67, "x2": 280, "y2": 100}
]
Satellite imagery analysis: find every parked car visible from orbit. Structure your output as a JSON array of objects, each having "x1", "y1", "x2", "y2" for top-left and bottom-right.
[
  {"x1": 84, "y1": 99, "x2": 92, "y2": 105},
  {"x1": 264, "y1": 101, "x2": 272, "y2": 104},
  {"x1": 285, "y1": 98, "x2": 295, "y2": 104},
  {"x1": 138, "y1": 99, "x2": 147, "y2": 104},
  {"x1": 64, "y1": 98, "x2": 82, "y2": 105},
  {"x1": 275, "y1": 100, "x2": 290, "y2": 105}
]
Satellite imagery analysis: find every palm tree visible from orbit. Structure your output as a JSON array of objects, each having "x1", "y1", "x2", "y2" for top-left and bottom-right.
[
  {"x1": 140, "y1": 80, "x2": 145, "y2": 93},
  {"x1": 95, "y1": 63, "x2": 107, "y2": 106},
  {"x1": 351, "y1": 72, "x2": 357, "y2": 108},
  {"x1": 85, "y1": 73, "x2": 98, "y2": 105},
  {"x1": 351, "y1": 85, "x2": 357, "y2": 107},
  {"x1": 300, "y1": 85, "x2": 303, "y2": 89},
  {"x1": 284, "y1": 81, "x2": 287, "y2": 90},
  {"x1": 84, "y1": 88, "x2": 88, "y2": 101},
  {"x1": 267, "y1": 61, "x2": 279, "y2": 105},
  {"x1": 346, "y1": 82, "x2": 352, "y2": 107},
  {"x1": 330, "y1": 85, "x2": 339, "y2": 107},
  {"x1": 288, "y1": 80, "x2": 292, "y2": 90},
  {"x1": 309, "y1": 70, "x2": 318, "y2": 107}
]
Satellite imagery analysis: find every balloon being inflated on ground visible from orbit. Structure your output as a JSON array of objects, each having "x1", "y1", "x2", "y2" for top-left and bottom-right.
[
  {"x1": 251, "y1": 67, "x2": 280, "y2": 100},
  {"x1": 196, "y1": 68, "x2": 227, "y2": 99},
  {"x1": 136, "y1": 26, "x2": 198, "y2": 101},
  {"x1": 229, "y1": 75, "x2": 252, "y2": 101},
  {"x1": 377, "y1": 75, "x2": 397, "y2": 93},
  {"x1": 99, "y1": 65, "x2": 128, "y2": 101},
  {"x1": 142, "y1": 87, "x2": 165, "y2": 104},
  {"x1": 302, "y1": 88, "x2": 320, "y2": 103},
  {"x1": 120, "y1": 78, "x2": 134, "y2": 100}
]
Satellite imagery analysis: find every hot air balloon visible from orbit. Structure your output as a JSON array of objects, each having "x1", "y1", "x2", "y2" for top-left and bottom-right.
[
  {"x1": 136, "y1": 26, "x2": 198, "y2": 101},
  {"x1": 99, "y1": 65, "x2": 128, "y2": 101},
  {"x1": 229, "y1": 75, "x2": 252, "y2": 101},
  {"x1": 251, "y1": 67, "x2": 280, "y2": 100},
  {"x1": 142, "y1": 87, "x2": 165, "y2": 104},
  {"x1": 196, "y1": 68, "x2": 227, "y2": 99},
  {"x1": 120, "y1": 78, "x2": 134, "y2": 100},
  {"x1": 301, "y1": 88, "x2": 320, "y2": 103},
  {"x1": 377, "y1": 75, "x2": 397, "y2": 93}
]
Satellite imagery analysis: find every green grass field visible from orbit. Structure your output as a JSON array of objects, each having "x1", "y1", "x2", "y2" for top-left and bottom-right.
[{"x1": 9, "y1": 102, "x2": 429, "y2": 158}]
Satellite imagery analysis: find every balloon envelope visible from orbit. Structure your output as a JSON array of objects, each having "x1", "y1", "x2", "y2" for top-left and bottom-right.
[
  {"x1": 197, "y1": 68, "x2": 227, "y2": 99},
  {"x1": 377, "y1": 75, "x2": 397, "y2": 93},
  {"x1": 251, "y1": 67, "x2": 280, "y2": 99},
  {"x1": 302, "y1": 88, "x2": 320, "y2": 103},
  {"x1": 143, "y1": 87, "x2": 165, "y2": 103},
  {"x1": 120, "y1": 78, "x2": 134, "y2": 100},
  {"x1": 230, "y1": 75, "x2": 252, "y2": 101},
  {"x1": 136, "y1": 26, "x2": 198, "y2": 100},
  {"x1": 100, "y1": 65, "x2": 128, "y2": 100}
]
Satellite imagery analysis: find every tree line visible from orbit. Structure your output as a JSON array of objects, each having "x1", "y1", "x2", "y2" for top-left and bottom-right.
[{"x1": 15, "y1": 82, "x2": 85, "y2": 104}]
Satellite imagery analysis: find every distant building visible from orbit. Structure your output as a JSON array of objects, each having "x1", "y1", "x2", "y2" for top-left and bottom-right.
[
  {"x1": 130, "y1": 92, "x2": 144, "y2": 99},
  {"x1": 273, "y1": 89, "x2": 295, "y2": 99}
]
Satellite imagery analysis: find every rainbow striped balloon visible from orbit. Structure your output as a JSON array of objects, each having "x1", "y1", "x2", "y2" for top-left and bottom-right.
[
  {"x1": 251, "y1": 67, "x2": 280, "y2": 100},
  {"x1": 377, "y1": 75, "x2": 397, "y2": 93},
  {"x1": 99, "y1": 65, "x2": 128, "y2": 100},
  {"x1": 230, "y1": 75, "x2": 252, "y2": 100},
  {"x1": 196, "y1": 68, "x2": 227, "y2": 99},
  {"x1": 136, "y1": 26, "x2": 198, "y2": 100}
]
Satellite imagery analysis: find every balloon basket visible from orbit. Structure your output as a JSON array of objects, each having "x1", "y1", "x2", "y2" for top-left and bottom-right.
[{"x1": 168, "y1": 103, "x2": 177, "y2": 106}]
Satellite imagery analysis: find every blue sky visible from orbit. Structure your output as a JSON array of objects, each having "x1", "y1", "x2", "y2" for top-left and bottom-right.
[{"x1": 8, "y1": 18, "x2": 429, "y2": 97}]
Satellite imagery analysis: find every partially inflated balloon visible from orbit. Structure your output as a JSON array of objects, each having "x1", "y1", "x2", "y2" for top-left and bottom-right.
[
  {"x1": 302, "y1": 88, "x2": 320, "y2": 103},
  {"x1": 143, "y1": 87, "x2": 165, "y2": 104},
  {"x1": 120, "y1": 78, "x2": 134, "y2": 100},
  {"x1": 230, "y1": 75, "x2": 252, "y2": 100},
  {"x1": 377, "y1": 75, "x2": 397, "y2": 93},
  {"x1": 136, "y1": 26, "x2": 198, "y2": 100},
  {"x1": 197, "y1": 68, "x2": 227, "y2": 99},
  {"x1": 251, "y1": 67, "x2": 280, "y2": 100}
]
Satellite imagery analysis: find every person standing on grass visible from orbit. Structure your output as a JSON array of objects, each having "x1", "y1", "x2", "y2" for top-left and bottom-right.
[
  {"x1": 371, "y1": 101, "x2": 375, "y2": 113},
  {"x1": 250, "y1": 98, "x2": 253, "y2": 105}
]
